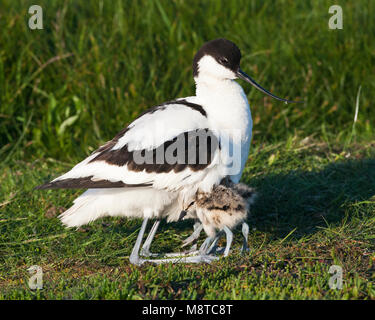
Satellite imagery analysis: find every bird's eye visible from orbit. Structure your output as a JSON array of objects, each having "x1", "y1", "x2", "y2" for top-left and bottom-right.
[{"x1": 219, "y1": 57, "x2": 229, "y2": 65}]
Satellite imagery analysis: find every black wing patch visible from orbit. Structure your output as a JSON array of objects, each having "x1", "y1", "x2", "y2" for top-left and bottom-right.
[
  {"x1": 35, "y1": 176, "x2": 152, "y2": 190},
  {"x1": 90, "y1": 128, "x2": 220, "y2": 174},
  {"x1": 171, "y1": 99, "x2": 207, "y2": 117},
  {"x1": 129, "y1": 99, "x2": 206, "y2": 123}
]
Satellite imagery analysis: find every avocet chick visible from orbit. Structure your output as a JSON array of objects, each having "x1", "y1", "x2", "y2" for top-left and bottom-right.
[{"x1": 183, "y1": 182, "x2": 257, "y2": 257}]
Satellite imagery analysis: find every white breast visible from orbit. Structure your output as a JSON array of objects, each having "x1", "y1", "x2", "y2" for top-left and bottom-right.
[{"x1": 191, "y1": 79, "x2": 253, "y2": 183}]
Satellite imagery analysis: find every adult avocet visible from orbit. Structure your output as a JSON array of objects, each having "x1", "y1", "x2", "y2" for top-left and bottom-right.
[{"x1": 36, "y1": 38, "x2": 300, "y2": 265}]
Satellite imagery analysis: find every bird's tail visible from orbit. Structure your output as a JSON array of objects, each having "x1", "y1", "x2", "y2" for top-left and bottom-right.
[{"x1": 58, "y1": 189, "x2": 108, "y2": 228}]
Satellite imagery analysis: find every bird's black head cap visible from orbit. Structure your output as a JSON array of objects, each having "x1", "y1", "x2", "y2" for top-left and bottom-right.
[{"x1": 192, "y1": 38, "x2": 242, "y2": 77}]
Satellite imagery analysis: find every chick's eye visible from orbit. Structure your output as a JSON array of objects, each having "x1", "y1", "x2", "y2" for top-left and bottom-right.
[{"x1": 219, "y1": 57, "x2": 229, "y2": 65}]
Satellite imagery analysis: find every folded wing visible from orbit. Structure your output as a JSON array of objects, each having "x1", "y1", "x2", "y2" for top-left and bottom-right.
[{"x1": 36, "y1": 99, "x2": 222, "y2": 192}]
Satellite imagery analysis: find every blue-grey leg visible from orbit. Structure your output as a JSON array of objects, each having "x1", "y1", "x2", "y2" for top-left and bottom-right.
[
  {"x1": 223, "y1": 226, "x2": 233, "y2": 257},
  {"x1": 130, "y1": 219, "x2": 219, "y2": 265},
  {"x1": 181, "y1": 222, "x2": 203, "y2": 248},
  {"x1": 199, "y1": 236, "x2": 214, "y2": 255},
  {"x1": 146, "y1": 254, "x2": 219, "y2": 264},
  {"x1": 241, "y1": 222, "x2": 250, "y2": 254},
  {"x1": 207, "y1": 231, "x2": 225, "y2": 254},
  {"x1": 141, "y1": 220, "x2": 202, "y2": 258},
  {"x1": 140, "y1": 220, "x2": 160, "y2": 257},
  {"x1": 142, "y1": 234, "x2": 219, "y2": 264},
  {"x1": 187, "y1": 243, "x2": 198, "y2": 253},
  {"x1": 129, "y1": 218, "x2": 149, "y2": 266}
]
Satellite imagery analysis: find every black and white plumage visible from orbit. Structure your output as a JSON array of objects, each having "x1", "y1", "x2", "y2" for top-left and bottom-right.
[
  {"x1": 37, "y1": 99, "x2": 221, "y2": 227},
  {"x1": 36, "y1": 38, "x2": 299, "y2": 265}
]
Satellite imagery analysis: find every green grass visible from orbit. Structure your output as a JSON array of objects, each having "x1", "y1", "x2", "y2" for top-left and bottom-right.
[
  {"x1": 1, "y1": 138, "x2": 375, "y2": 299},
  {"x1": 1, "y1": 0, "x2": 374, "y2": 161},
  {"x1": 1, "y1": 0, "x2": 375, "y2": 299}
]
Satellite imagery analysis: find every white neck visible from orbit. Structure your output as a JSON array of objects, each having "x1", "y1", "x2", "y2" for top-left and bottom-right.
[
  {"x1": 194, "y1": 76, "x2": 238, "y2": 99},
  {"x1": 193, "y1": 74, "x2": 252, "y2": 142},
  {"x1": 193, "y1": 73, "x2": 253, "y2": 184}
]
